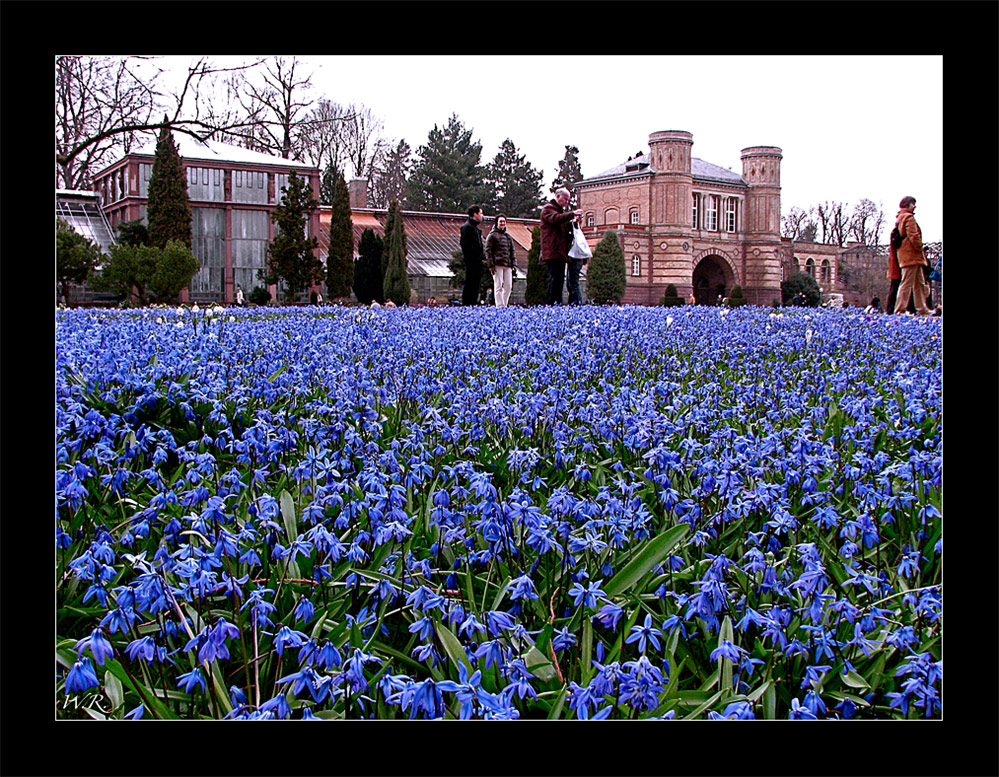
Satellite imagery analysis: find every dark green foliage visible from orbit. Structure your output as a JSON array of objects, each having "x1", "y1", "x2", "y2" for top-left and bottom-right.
[
  {"x1": 57, "y1": 218, "x2": 102, "y2": 305},
  {"x1": 728, "y1": 284, "x2": 749, "y2": 307},
  {"x1": 116, "y1": 219, "x2": 149, "y2": 247},
  {"x1": 382, "y1": 200, "x2": 411, "y2": 305},
  {"x1": 353, "y1": 228, "x2": 384, "y2": 305},
  {"x1": 90, "y1": 239, "x2": 199, "y2": 306},
  {"x1": 524, "y1": 226, "x2": 547, "y2": 306},
  {"x1": 661, "y1": 282, "x2": 684, "y2": 307},
  {"x1": 585, "y1": 230, "x2": 627, "y2": 305},
  {"x1": 325, "y1": 169, "x2": 355, "y2": 299},
  {"x1": 146, "y1": 121, "x2": 192, "y2": 250},
  {"x1": 248, "y1": 286, "x2": 272, "y2": 306},
  {"x1": 552, "y1": 144, "x2": 583, "y2": 206},
  {"x1": 261, "y1": 171, "x2": 322, "y2": 300},
  {"x1": 781, "y1": 271, "x2": 821, "y2": 306},
  {"x1": 405, "y1": 114, "x2": 491, "y2": 214},
  {"x1": 485, "y1": 138, "x2": 545, "y2": 218},
  {"x1": 381, "y1": 200, "x2": 407, "y2": 276}
]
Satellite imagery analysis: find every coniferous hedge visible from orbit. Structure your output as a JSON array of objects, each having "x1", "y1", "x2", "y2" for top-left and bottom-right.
[{"x1": 585, "y1": 230, "x2": 626, "y2": 305}]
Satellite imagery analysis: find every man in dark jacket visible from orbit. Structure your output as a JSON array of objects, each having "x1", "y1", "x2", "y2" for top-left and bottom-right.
[
  {"x1": 540, "y1": 187, "x2": 583, "y2": 305},
  {"x1": 460, "y1": 205, "x2": 486, "y2": 305}
]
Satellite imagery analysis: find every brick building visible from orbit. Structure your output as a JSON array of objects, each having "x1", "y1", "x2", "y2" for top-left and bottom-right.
[
  {"x1": 575, "y1": 130, "x2": 835, "y2": 306},
  {"x1": 92, "y1": 136, "x2": 321, "y2": 304}
]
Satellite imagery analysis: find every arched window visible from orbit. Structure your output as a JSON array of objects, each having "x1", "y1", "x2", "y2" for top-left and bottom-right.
[
  {"x1": 692, "y1": 194, "x2": 699, "y2": 229},
  {"x1": 793, "y1": 257, "x2": 801, "y2": 273},
  {"x1": 586, "y1": 213, "x2": 595, "y2": 227},
  {"x1": 821, "y1": 258, "x2": 831, "y2": 283},
  {"x1": 805, "y1": 257, "x2": 815, "y2": 276},
  {"x1": 630, "y1": 209, "x2": 640, "y2": 225},
  {"x1": 632, "y1": 255, "x2": 641, "y2": 276}
]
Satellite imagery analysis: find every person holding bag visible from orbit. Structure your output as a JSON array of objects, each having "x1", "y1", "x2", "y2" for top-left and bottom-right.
[
  {"x1": 567, "y1": 219, "x2": 592, "y2": 305},
  {"x1": 485, "y1": 214, "x2": 517, "y2": 308},
  {"x1": 540, "y1": 187, "x2": 583, "y2": 305}
]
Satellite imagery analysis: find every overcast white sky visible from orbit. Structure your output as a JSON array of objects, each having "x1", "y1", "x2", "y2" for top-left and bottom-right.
[{"x1": 153, "y1": 54, "x2": 944, "y2": 242}]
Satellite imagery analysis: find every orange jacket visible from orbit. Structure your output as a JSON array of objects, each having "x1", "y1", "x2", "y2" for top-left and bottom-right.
[{"x1": 895, "y1": 210, "x2": 925, "y2": 268}]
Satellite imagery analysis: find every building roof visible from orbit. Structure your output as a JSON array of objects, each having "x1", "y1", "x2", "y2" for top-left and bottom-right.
[
  {"x1": 124, "y1": 135, "x2": 316, "y2": 170},
  {"x1": 319, "y1": 209, "x2": 540, "y2": 278},
  {"x1": 582, "y1": 153, "x2": 748, "y2": 186},
  {"x1": 57, "y1": 190, "x2": 116, "y2": 254}
]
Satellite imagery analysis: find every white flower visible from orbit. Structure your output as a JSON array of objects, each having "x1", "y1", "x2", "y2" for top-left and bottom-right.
[
  {"x1": 228, "y1": 315, "x2": 236, "y2": 322},
  {"x1": 192, "y1": 303, "x2": 200, "y2": 313},
  {"x1": 176, "y1": 307, "x2": 185, "y2": 316},
  {"x1": 666, "y1": 316, "x2": 674, "y2": 328},
  {"x1": 156, "y1": 316, "x2": 165, "y2": 325},
  {"x1": 805, "y1": 329, "x2": 814, "y2": 345}
]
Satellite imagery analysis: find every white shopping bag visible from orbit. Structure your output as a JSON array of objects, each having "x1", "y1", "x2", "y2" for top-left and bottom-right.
[{"x1": 569, "y1": 225, "x2": 592, "y2": 261}]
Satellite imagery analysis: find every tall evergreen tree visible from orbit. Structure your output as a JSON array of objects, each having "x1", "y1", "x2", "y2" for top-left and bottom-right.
[
  {"x1": 486, "y1": 138, "x2": 545, "y2": 218},
  {"x1": 406, "y1": 114, "x2": 490, "y2": 213},
  {"x1": 261, "y1": 171, "x2": 322, "y2": 300},
  {"x1": 353, "y1": 228, "x2": 383, "y2": 304},
  {"x1": 326, "y1": 168, "x2": 355, "y2": 299},
  {"x1": 585, "y1": 230, "x2": 626, "y2": 304},
  {"x1": 552, "y1": 144, "x2": 584, "y2": 207},
  {"x1": 524, "y1": 226, "x2": 547, "y2": 306},
  {"x1": 381, "y1": 200, "x2": 407, "y2": 277},
  {"x1": 370, "y1": 138, "x2": 412, "y2": 209},
  {"x1": 146, "y1": 120, "x2": 192, "y2": 250},
  {"x1": 382, "y1": 200, "x2": 411, "y2": 305}
]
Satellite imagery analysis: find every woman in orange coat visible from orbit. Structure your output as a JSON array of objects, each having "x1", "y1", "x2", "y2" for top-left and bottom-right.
[{"x1": 892, "y1": 196, "x2": 931, "y2": 315}]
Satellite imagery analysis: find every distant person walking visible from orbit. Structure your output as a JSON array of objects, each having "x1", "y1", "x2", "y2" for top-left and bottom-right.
[
  {"x1": 485, "y1": 215, "x2": 516, "y2": 307},
  {"x1": 235, "y1": 284, "x2": 245, "y2": 307},
  {"x1": 892, "y1": 196, "x2": 931, "y2": 315},
  {"x1": 540, "y1": 187, "x2": 583, "y2": 305},
  {"x1": 460, "y1": 205, "x2": 486, "y2": 306}
]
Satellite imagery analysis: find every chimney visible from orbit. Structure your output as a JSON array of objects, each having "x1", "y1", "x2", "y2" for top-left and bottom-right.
[{"x1": 348, "y1": 178, "x2": 368, "y2": 209}]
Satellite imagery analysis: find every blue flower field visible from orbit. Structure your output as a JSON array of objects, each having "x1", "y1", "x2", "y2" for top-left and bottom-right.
[{"x1": 56, "y1": 304, "x2": 942, "y2": 719}]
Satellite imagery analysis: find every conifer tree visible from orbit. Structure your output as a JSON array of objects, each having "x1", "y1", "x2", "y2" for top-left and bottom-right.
[
  {"x1": 370, "y1": 139, "x2": 412, "y2": 209},
  {"x1": 381, "y1": 200, "x2": 407, "y2": 276},
  {"x1": 406, "y1": 114, "x2": 490, "y2": 213},
  {"x1": 486, "y1": 139, "x2": 545, "y2": 218},
  {"x1": 146, "y1": 120, "x2": 192, "y2": 250},
  {"x1": 552, "y1": 144, "x2": 584, "y2": 207},
  {"x1": 382, "y1": 200, "x2": 411, "y2": 305},
  {"x1": 353, "y1": 228, "x2": 383, "y2": 304},
  {"x1": 261, "y1": 171, "x2": 322, "y2": 300},
  {"x1": 524, "y1": 226, "x2": 547, "y2": 306},
  {"x1": 326, "y1": 168, "x2": 355, "y2": 299},
  {"x1": 585, "y1": 230, "x2": 627, "y2": 304}
]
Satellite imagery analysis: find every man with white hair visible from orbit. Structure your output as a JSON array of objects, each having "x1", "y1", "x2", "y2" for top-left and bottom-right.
[{"x1": 540, "y1": 187, "x2": 583, "y2": 305}]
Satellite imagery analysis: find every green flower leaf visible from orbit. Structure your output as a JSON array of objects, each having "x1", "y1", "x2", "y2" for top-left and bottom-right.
[{"x1": 603, "y1": 523, "x2": 690, "y2": 598}]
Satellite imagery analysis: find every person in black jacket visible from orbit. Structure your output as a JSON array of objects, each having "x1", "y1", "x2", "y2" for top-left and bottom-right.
[{"x1": 460, "y1": 205, "x2": 486, "y2": 305}]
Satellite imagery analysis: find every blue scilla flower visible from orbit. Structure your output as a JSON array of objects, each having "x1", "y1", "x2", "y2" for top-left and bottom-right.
[
  {"x1": 569, "y1": 579, "x2": 606, "y2": 610},
  {"x1": 546, "y1": 626, "x2": 576, "y2": 654},
  {"x1": 177, "y1": 667, "x2": 206, "y2": 694},
  {"x1": 75, "y1": 627, "x2": 115, "y2": 667},
  {"x1": 709, "y1": 639, "x2": 746, "y2": 664},
  {"x1": 626, "y1": 614, "x2": 662, "y2": 654},
  {"x1": 65, "y1": 656, "x2": 100, "y2": 695},
  {"x1": 788, "y1": 697, "x2": 818, "y2": 720},
  {"x1": 438, "y1": 662, "x2": 483, "y2": 720},
  {"x1": 474, "y1": 639, "x2": 508, "y2": 669},
  {"x1": 508, "y1": 573, "x2": 539, "y2": 601}
]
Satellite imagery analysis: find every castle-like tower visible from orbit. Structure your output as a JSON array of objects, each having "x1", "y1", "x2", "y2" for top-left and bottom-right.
[{"x1": 575, "y1": 130, "x2": 786, "y2": 306}]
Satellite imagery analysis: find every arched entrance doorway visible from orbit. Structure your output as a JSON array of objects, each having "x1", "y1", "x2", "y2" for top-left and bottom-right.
[{"x1": 692, "y1": 255, "x2": 736, "y2": 305}]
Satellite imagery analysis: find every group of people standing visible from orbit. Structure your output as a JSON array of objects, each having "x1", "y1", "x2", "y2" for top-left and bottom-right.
[{"x1": 459, "y1": 186, "x2": 585, "y2": 307}]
